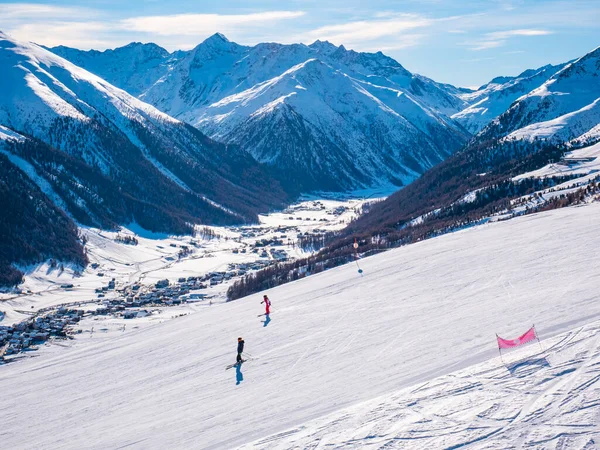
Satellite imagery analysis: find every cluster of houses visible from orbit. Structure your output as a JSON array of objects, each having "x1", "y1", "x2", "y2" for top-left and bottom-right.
[
  {"x1": 0, "y1": 307, "x2": 83, "y2": 359},
  {"x1": 269, "y1": 248, "x2": 289, "y2": 261},
  {"x1": 118, "y1": 276, "x2": 207, "y2": 306},
  {"x1": 254, "y1": 237, "x2": 285, "y2": 247},
  {"x1": 227, "y1": 260, "x2": 272, "y2": 277},
  {"x1": 330, "y1": 205, "x2": 348, "y2": 216}
]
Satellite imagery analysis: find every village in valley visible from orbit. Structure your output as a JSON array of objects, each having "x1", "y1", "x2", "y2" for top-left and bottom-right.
[{"x1": 0, "y1": 197, "x2": 378, "y2": 362}]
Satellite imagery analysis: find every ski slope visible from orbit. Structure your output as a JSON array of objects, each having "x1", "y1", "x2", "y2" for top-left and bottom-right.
[
  {"x1": 242, "y1": 320, "x2": 600, "y2": 449},
  {"x1": 2, "y1": 204, "x2": 600, "y2": 449}
]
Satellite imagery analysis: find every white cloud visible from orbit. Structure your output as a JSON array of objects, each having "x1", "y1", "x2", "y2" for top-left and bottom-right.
[
  {"x1": 0, "y1": 3, "x2": 95, "y2": 20},
  {"x1": 120, "y1": 11, "x2": 305, "y2": 36},
  {"x1": 467, "y1": 28, "x2": 552, "y2": 51},
  {"x1": 487, "y1": 29, "x2": 552, "y2": 39},
  {"x1": 8, "y1": 22, "x2": 115, "y2": 49},
  {"x1": 0, "y1": 0, "x2": 593, "y2": 61},
  {"x1": 303, "y1": 14, "x2": 432, "y2": 44}
]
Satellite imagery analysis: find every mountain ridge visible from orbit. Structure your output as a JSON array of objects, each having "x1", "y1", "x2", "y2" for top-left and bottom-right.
[{"x1": 51, "y1": 33, "x2": 472, "y2": 192}]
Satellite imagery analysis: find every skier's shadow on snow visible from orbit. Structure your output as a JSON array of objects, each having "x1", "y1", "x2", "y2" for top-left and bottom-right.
[
  {"x1": 506, "y1": 356, "x2": 550, "y2": 378},
  {"x1": 235, "y1": 364, "x2": 243, "y2": 385},
  {"x1": 262, "y1": 314, "x2": 271, "y2": 327}
]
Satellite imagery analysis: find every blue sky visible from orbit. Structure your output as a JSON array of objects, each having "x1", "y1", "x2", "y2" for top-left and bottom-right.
[{"x1": 1, "y1": 0, "x2": 598, "y2": 87}]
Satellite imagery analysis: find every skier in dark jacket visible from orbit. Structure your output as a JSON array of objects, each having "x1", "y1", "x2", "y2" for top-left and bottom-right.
[{"x1": 236, "y1": 337, "x2": 245, "y2": 364}]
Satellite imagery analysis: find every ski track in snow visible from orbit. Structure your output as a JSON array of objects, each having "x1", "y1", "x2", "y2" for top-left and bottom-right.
[
  {"x1": 242, "y1": 323, "x2": 600, "y2": 449},
  {"x1": 2, "y1": 204, "x2": 600, "y2": 448}
]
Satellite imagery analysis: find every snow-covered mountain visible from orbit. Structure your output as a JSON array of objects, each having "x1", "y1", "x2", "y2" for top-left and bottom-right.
[
  {"x1": 197, "y1": 58, "x2": 469, "y2": 190},
  {"x1": 477, "y1": 46, "x2": 600, "y2": 146},
  {"x1": 52, "y1": 34, "x2": 471, "y2": 191},
  {"x1": 53, "y1": 34, "x2": 467, "y2": 119},
  {"x1": 0, "y1": 31, "x2": 294, "y2": 282},
  {"x1": 0, "y1": 31, "x2": 289, "y2": 230},
  {"x1": 308, "y1": 47, "x2": 599, "y2": 259},
  {"x1": 50, "y1": 36, "x2": 600, "y2": 191},
  {"x1": 452, "y1": 63, "x2": 567, "y2": 134},
  {"x1": 49, "y1": 42, "x2": 181, "y2": 97}
]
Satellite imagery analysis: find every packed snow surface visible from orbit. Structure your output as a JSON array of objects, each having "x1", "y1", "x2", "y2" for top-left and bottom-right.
[
  {"x1": 243, "y1": 320, "x2": 600, "y2": 449},
  {"x1": 2, "y1": 203, "x2": 600, "y2": 448}
]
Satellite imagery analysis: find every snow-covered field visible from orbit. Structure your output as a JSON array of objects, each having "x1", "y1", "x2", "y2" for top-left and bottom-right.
[
  {"x1": 242, "y1": 321, "x2": 600, "y2": 449},
  {"x1": 2, "y1": 203, "x2": 600, "y2": 449},
  {"x1": 0, "y1": 197, "x2": 369, "y2": 326},
  {"x1": 21, "y1": 322, "x2": 600, "y2": 450}
]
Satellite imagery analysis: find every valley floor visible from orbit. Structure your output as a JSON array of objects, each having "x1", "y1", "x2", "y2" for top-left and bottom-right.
[
  {"x1": 1, "y1": 203, "x2": 600, "y2": 448},
  {"x1": 0, "y1": 196, "x2": 369, "y2": 327}
]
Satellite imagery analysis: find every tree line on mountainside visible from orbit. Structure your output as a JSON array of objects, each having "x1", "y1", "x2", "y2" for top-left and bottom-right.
[
  {"x1": 0, "y1": 117, "x2": 292, "y2": 287},
  {"x1": 227, "y1": 140, "x2": 597, "y2": 300},
  {"x1": 0, "y1": 154, "x2": 87, "y2": 286}
]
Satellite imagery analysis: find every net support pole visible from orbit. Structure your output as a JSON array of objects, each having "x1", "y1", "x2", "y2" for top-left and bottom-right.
[
  {"x1": 534, "y1": 324, "x2": 543, "y2": 352},
  {"x1": 496, "y1": 334, "x2": 506, "y2": 366}
]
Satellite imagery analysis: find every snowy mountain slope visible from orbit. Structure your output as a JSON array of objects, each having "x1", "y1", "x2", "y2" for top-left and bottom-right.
[
  {"x1": 452, "y1": 63, "x2": 566, "y2": 134},
  {"x1": 2, "y1": 203, "x2": 600, "y2": 448},
  {"x1": 478, "y1": 46, "x2": 600, "y2": 146},
  {"x1": 50, "y1": 42, "x2": 179, "y2": 97},
  {"x1": 506, "y1": 97, "x2": 600, "y2": 144},
  {"x1": 0, "y1": 31, "x2": 289, "y2": 228},
  {"x1": 197, "y1": 58, "x2": 468, "y2": 191},
  {"x1": 0, "y1": 149, "x2": 85, "y2": 286},
  {"x1": 514, "y1": 140, "x2": 600, "y2": 181},
  {"x1": 143, "y1": 35, "x2": 471, "y2": 191},
  {"x1": 244, "y1": 320, "x2": 600, "y2": 449},
  {"x1": 52, "y1": 34, "x2": 471, "y2": 191}
]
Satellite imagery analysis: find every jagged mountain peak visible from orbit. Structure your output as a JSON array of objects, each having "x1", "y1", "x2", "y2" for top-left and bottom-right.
[
  {"x1": 453, "y1": 60, "x2": 570, "y2": 134},
  {"x1": 193, "y1": 32, "x2": 244, "y2": 55},
  {"x1": 484, "y1": 63, "x2": 565, "y2": 88},
  {"x1": 52, "y1": 41, "x2": 170, "y2": 60},
  {"x1": 50, "y1": 34, "x2": 472, "y2": 191},
  {"x1": 197, "y1": 33, "x2": 244, "y2": 53},
  {"x1": 197, "y1": 52, "x2": 468, "y2": 191},
  {"x1": 516, "y1": 63, "x2": 559, "y2": 79},
  {"x1": 308, "y1": 39, "x2": 338, "y2": 54},
  {"x1": 552, "y1": 45, "x2": 600, "y2": 82},
  {"x1": 205, "y1": 32, "x2": 230, "y2": 43},
  {"x1": 118, "y1": 41, "x2": 170, "y2": 57}
]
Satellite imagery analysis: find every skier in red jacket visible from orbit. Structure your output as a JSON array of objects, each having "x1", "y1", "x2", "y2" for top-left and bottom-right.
[{"x1": 261, "y1": 294, "x2": 271, "y2": 315}]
